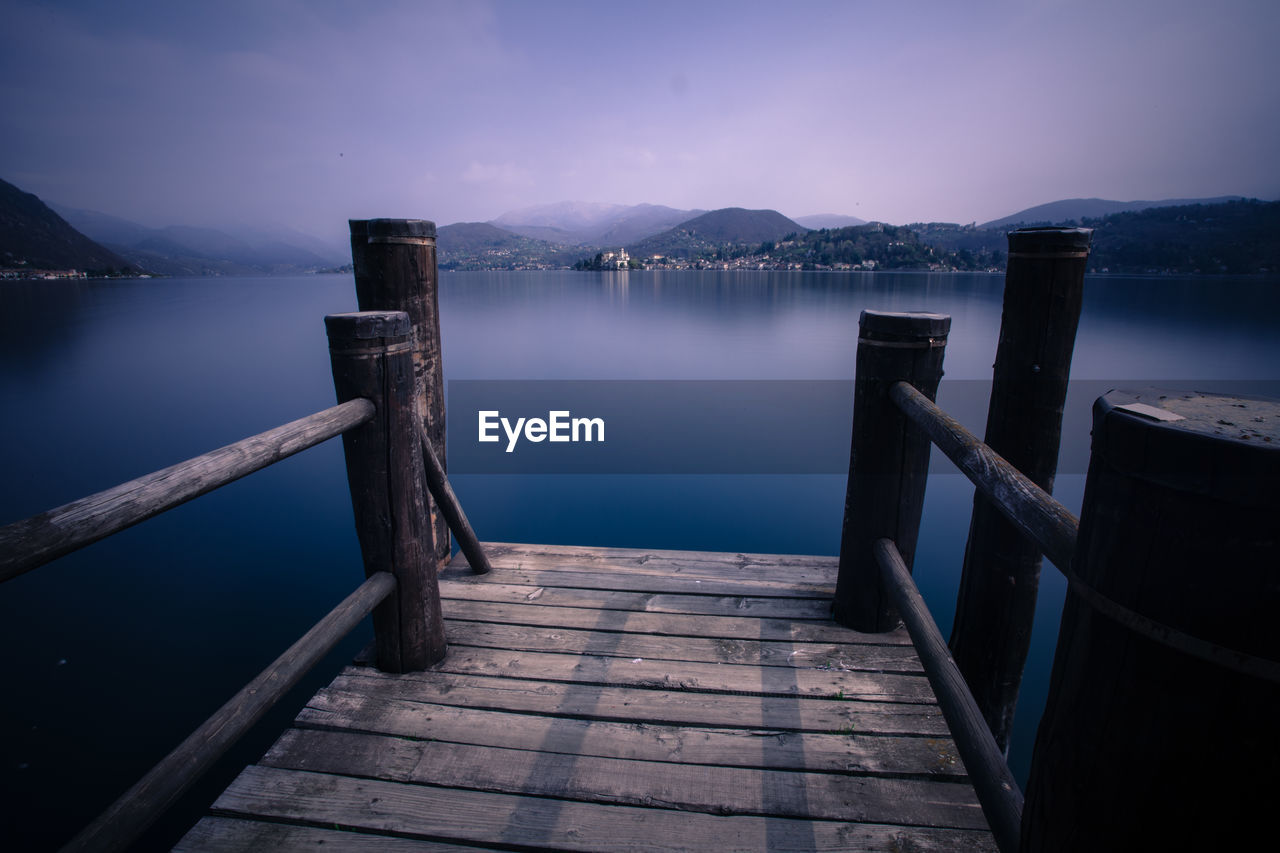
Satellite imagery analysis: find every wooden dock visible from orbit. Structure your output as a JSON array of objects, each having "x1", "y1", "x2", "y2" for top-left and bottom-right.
[{"x1": 175, "y1": 542, "x2": 996, "y2": 852}]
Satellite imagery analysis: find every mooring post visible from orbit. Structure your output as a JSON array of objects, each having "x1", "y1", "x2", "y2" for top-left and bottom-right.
[
  {"x1": 348, "y1": 218, "x2": 450, "y2": 567},
  {"x1": 834, "y1": 310, "x2": 950, "y2": 632},
  {"x1": 326, "y1": 310, "x2": 446, "y2": 672},
  {"x1": 1021, "y1": 389, "x2": 1280, "y2": 851},
  {"x1": 949, "y1": 226, "x2": 1091, "y2": 753}
]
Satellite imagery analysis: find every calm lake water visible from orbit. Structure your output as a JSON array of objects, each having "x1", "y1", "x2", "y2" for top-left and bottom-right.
[{"x1": 2, "y1": 269, "x2": 1278, "y2": 849}]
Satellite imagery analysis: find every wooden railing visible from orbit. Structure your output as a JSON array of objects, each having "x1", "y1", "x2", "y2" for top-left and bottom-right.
[
  {"x1": 0, "y1": 303, "x2": 488, "y2": 853},
  {"x1": 834, "y1": 227, "x2": 1280, "y2": 851}
]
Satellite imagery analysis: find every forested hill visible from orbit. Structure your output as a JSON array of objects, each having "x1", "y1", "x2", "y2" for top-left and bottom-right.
[
  {"x1": 0, "y1": 177, "x2": 137, "y2": 274},
  {"x1": 627, "y1": 208, "x2": 807, "y2": 259},
  {"x1": 1082, "y1": 199, "x2": 1279, "y2": 274}
]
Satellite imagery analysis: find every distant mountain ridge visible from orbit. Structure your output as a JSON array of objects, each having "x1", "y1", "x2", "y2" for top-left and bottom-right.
[
  {"x1": 492, "y1": 201, "x2": 705, "y2": 247},
  {"x1": 627, "y1": 208, "x2": 807, "y2": 259},
  {"x1": 793, "y1": 213, "x2": 867, "y2": 229},
  {"x1": 979, "y1": 196, "x2": 1247, "y2": 230},
  {"x1": 53, "y1": 204, "x2": 345, "y2": 276},
  {"x1": 0, "y1": 177, "x2": 136, "y2": 274}
]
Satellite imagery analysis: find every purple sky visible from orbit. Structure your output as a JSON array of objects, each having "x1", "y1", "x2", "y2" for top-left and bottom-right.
[{"x1": 3, "y1": 0, "x2": 1277, "y2": 244}]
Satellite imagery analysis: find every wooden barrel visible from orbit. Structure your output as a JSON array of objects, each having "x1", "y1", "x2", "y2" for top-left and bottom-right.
[{"x1": 1022, "y1": 388, "x2": 1280, "y2": 851}]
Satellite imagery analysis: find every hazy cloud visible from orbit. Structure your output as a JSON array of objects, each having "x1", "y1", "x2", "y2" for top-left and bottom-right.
[{"x1": 1, "y1": 0, "x2": 1276, "y2": 242}]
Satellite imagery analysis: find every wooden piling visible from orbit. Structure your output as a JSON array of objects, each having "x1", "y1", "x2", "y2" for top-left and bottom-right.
[
  {"x1": 348, "y1": 218, "x2": 450, "y2": 567},
  {"x1": 1021, "y1": 389, "x2": 1280, "y2": 852},
  {"x1": 834, "y1": 310, "x2": 949, "y2": 632},
  {"x1": 949, "y1": 226, "x2": 1090, "y2": 753},
  {"x1": 326, "y1": 311, "x2": 446, "y2": 672}
]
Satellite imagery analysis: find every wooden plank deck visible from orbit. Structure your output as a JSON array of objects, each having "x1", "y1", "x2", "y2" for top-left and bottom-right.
[{"x1": 176, "y1": 543, "x2": 996, "y2": 852}]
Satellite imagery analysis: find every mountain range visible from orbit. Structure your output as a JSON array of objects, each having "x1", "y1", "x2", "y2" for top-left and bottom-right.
[
  {"x1": 51, "y1": 204, "x2": 346, "y2": 276},
  {"x1": 1, "y1": 172, "x2": 1271, "y2": 276},
  {"x1": 978, "y1": 196, "x2": 1248, "y2": 230}
]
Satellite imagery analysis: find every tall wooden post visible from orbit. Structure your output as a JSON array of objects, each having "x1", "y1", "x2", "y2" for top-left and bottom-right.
[
  {"x1": 348, "y1": 218, "x2": 450, "y2": 567},
  {"x1": 834, "y1": 310, "x2": 949, "y2": 632},
  {"x1": 949, "y1": 226, "x2": 1091, "y2": 752},
  {"x1": 1022, "y1": 389, "x2": 1280, "y2": 851},
  {"x1": 326, "y1": 310, "x2": 446, "y2": 672}
]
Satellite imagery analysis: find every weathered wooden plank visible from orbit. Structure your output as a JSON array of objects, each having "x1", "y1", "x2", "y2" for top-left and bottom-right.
[
  {"x1": 439, "y1": 619, "x2": 922, "y2": 672},
  {"x1": 0, "y1": 399, "x2": 374, "y2": 583},
  {"x1": 425, "y1": 645, "x2": 932, "y2": 701},
  {"x1": 438, "y1": 579, "x2": 834, "y2": 620},
  {"x1": 297, "y1": 688, "x2": 967, "y2": 777},
  {"x1": 326, "y1": 670, "x2": 950, "y2": 735},
  {"x1": 440, "y1": 562, "x2": 835, "y2": 598},
  {"x1": 455, "y1": 540, "x2": 839, "y2": 573},
  {"x1": 262, "y1": 728, "x2": 987, "y2": 828},
  {"x1": 449, "y1": 543, "x2": 837, "y2": 585},
  {"x1": 441, "y1": 598, "x2": 914, "y2": 647},
  {"x1": 175, "y1": 816, "x2": 498, "y2": 851},
  {"x1": 213, "y1": 766, "x2": 998, "y2": 851}
]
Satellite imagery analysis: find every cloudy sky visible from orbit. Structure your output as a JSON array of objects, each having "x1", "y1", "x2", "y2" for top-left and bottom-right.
[{"x1": 2, "y1": 0, "x2": 1277, "y2": 244}]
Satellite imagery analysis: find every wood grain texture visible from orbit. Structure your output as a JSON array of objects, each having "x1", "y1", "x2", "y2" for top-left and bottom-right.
[
  {"x1": 323, "y1": 669, "x2": 950, "y2": 735},
  {"x1": 297, "y1": 688, "x2": 968, "y2": 777},
  {"x1": 260, "y1": 728, "x2": 987, "y2": 827},
  {"x1": 176, "y1": 817, "x2": 502, "y2": 851},
  {"x1": 876, "y1": 539, "x2": 1023, "y2": 853},
  {"x1": 211, "y1": 766, "x2": 997, "y2": 851},
  {"x1": 949, "y1": 227, "x2": 1088, "y2": 752},
  {"x1": 438, "y1": 618, "x2": 923, "y2": 671},
  {"x1": 173, "y1": 540, "x2": 996, "y2": 851},
  {"x1": 350, "y1": 218, "x2": 450, "y2": 566},
  {"x1": 441, "y1": 596, "x2": 911, "y2": 646},
  {"x1": 327, "y1": 311, "x2": 445, "y2": 672},
  {"x1": 438, "y1": 578, "x2": 834, "y2": 619},
  {"x1": 422, "y1": 644, "x2": 931, "y2": 700},
  {"x1": 835, "y1": 310, "x2": 949, "y2": 631},
  {"x1": 0, "y1": 399, "x2": 373, "y2": 583},
  {"x1": 889, "y1": 381, "x2": 1078, "y2": 573}
]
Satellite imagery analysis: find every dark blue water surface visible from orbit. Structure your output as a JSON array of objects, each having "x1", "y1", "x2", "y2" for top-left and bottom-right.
[{"x1": 2, "y1": 270, "x2": 1278, "y2": 849}]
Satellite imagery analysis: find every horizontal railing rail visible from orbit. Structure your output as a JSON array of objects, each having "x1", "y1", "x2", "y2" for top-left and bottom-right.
[
  {"x1": 874, "y1": 538, "x2": 1023, "y2": 853},
  {"x1": 888, "y1": 380, "x2": 1079, "y2": 572},
  {"x1": 0, "y1": 396, "x2": 396, "y2": 852},
  {"x1": 61, "y1": 571, "x2": 396, "y2": 853},
  {"x1": 0, "y1": 398, "x2": 376, "y2": 583}
]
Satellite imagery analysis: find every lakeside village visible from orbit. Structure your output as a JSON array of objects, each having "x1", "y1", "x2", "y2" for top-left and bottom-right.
[{"x1": 576, "y1": 247, "x2": 894, "y2": 273}]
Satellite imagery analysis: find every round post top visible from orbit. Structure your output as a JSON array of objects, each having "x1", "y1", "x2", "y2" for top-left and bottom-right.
[
  {"x1": 1007, "y1": 226, "x2": 1093, "y2": 255},
  {"x1": 858, "y1": 310, "x2": 951, "y2": 342},
  {"x1": 365, "y1": 219, "x2": 437, "y2": 240}
]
